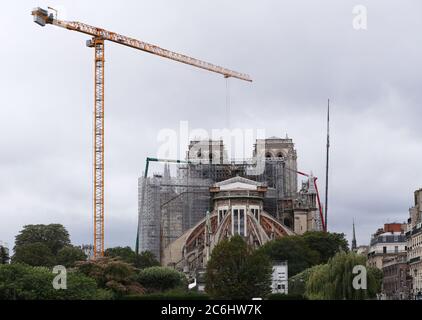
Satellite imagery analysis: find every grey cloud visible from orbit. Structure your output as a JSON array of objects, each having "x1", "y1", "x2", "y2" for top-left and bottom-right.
[{"x1": 1, "y1": 0, "x2": 421, "y2": 250}]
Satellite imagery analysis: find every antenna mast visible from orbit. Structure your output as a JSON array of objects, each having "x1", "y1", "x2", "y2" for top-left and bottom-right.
[{"x1": 324, "y1": 99, "x2": 330, "y2": 231}]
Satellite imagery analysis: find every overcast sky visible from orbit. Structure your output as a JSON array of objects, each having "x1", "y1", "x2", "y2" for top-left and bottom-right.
[{"x1": 1, "y1": 0, "x2": 421, "y2": 251}]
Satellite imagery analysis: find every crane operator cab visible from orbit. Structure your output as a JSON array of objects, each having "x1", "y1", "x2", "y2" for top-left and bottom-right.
[{"x1": 32, "y1": 7, "x2": 54, "y2": 27}]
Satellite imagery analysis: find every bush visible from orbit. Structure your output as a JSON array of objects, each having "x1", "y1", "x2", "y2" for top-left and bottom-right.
[
  {"x1": 0, "y1": 263, "x2": 105, "y2": 300},
  {"x1": 75, "y1": 257, "x2": 144, "y2": 297},
  {"x1": 136, "y1": 266, "x2": 187, "y2": 293}
]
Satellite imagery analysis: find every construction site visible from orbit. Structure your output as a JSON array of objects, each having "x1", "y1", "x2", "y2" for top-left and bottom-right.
[
  {"x1": 30, "y1": 7, "x2": 328, "y2": 274},
  {"x1": 137, "y1": 137, "x2": 325, "y2": 275}
]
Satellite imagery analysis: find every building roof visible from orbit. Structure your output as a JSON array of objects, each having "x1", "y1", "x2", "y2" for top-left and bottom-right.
[{"x1": 214, "y1": 176, "x2": 263, "y2": 191}]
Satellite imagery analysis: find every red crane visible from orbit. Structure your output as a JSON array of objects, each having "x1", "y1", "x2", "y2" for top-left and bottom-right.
[{"x1": 285, "y1": 167, "x2": 326, "y2": 231}]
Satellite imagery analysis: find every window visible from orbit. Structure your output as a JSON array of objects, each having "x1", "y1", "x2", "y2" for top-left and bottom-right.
[
  {"x1": 250, "y1": 207, "x2": 260, "y2": 222},
  {"x1": 395, "y1": 246, "x2": 398, "y2": 253},
  {"x1": 218, "y1": 207, "x2": 228, "y2": 224},
  {"x1": 383, "y1": 246, "x2": 387, "y2": 254},
  {"x1": 239, "y1": 209, "x2": 245, "y2": 236},
  {"x1": 232, "y1": 207, "x2": 246, "y2": 236}
]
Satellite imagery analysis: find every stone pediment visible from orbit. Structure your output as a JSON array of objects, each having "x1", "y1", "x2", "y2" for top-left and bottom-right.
[{"x1": 214, "y1": 176, "x2": 263, "y2": 191}]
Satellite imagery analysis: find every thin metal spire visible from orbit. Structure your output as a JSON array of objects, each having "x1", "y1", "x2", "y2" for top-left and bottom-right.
[
  {"x1": 352, "y1": 218, "x2": 357, "y2": 251},
  {"x1": 324, "y1": 99, "x2": 330, "y2": 231}
]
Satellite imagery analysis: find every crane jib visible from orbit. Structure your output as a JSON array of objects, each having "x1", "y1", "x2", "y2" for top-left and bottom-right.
[{"x1": 31, "y1": 7, "x2": 252, "y2": 82}]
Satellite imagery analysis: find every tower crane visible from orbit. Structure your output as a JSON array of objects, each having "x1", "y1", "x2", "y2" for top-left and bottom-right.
[{"x1": 31, "y1": 7, "x2": 252, "y2": 258}]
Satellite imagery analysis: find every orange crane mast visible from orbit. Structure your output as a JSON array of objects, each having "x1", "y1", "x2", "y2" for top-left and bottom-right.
[{"x1": 31, "y1": 7, "x2": 252, "y2": 258}]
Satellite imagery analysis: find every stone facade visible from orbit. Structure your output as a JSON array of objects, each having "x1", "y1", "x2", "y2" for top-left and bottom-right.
[
  {"x1": 367, "y1": 223, "x2": 407, "y2": 270},
  {"x1": 406, "y1": 188, "x2": 422, "y2": 298},
  {"x1": 382, "y1": 253, "x2": 412, "y2": 300}
]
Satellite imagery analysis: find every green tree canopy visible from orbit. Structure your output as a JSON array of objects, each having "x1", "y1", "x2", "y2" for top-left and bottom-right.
[
  {"x1": 0, "y1": 263, "x2": 105, "y2": 300},
  {"x1": 56, "y1": 246, "x2": 87, "y2": 268},
  {"x1": 302, "y1": 231, "x2": 349, "y2": 264},
  {"x1": 75, "y1": 257, "x2": 144, "y2": 298},
  {"x1": 14, "y1": 224, "x2": 70, "y2": 255},
  {"x1": 136, "y1": 266, "x2": 187, "y2": 293},
  {"x1": 205, "y1": 235, "x2": 272, "y2": 299},
  {"x1": 258, "y1": 236, "x2": 319, "y2": 277},
  {"x1": 104, "y1": 246, "x2": 136, "y2": 264},
  {"x1": 0, "y1": 246, "x2": 10, "y2": 264},
  {"x1": 289, "y1": 264, "x2": 322, "y2": 297},
  {"x1": 305, "y1": 251, "x2": 382, "y2": 300},
  {"x1": 12, "y1": 243, "x2": 56, "y2": 267},
  {"x1": 134, "y1": 250, "x2": 160, "y2": 269}
]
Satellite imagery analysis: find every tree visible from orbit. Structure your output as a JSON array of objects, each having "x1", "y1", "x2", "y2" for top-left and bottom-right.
[
  {"x1": 104, "y1": 246, "x2": 136, "y2": 264},
  {"x1": 12, "y1": 243, "x2": 56, "y2": 267},
  {"x1": 56, "y1": 246, "x2": 87, "y2": 268},
  {"x1": 302, "y1": 231, "x2": 349, "y2": 264},
  {"x1": 305, "y1": 251, "x2": 382, "y2": 300},
  {"x1": 0, "y1": 246, "x2": 10, "y2": 264},
  {"x1": 14, "y1": 224, "x2": 70, "y2": 255},
  {"x1": 367, "y1": 266, "x2": 383, "y2": 298},
  {"x1": 134, "y1": 251, "x2": 160, "y2": 269},
  {"x1": 0, "y1": 263, "x2": 105, "y2": 300},
  {"x1": 136, "y1": 266, "x2": 187, "y2": 293},
  {"x1": 205, "y1": 235, "x2": 272, "y2": 299},
  {"x1": 289, "y1": 264, "x2": 321, "y2": 297},
  {"x1": 258, "y1": 236, "x2": 319, "y2": 277},
  {"x1": 75, "y1": 257, "x2": 144, "y2": 298}
]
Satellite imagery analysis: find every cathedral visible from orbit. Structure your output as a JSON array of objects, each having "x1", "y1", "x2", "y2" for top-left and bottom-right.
[{"x1": 137, "y1": 136, "x2": 322, "y2": 276}]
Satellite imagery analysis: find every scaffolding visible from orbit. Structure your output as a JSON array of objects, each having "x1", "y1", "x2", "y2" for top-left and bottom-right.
[
  {"x1": 138, "y1": 158, "x2": 301, "y2": 259},
  {"x1": 137, "y1": 138, "x2": 322, "y2": 261}
]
